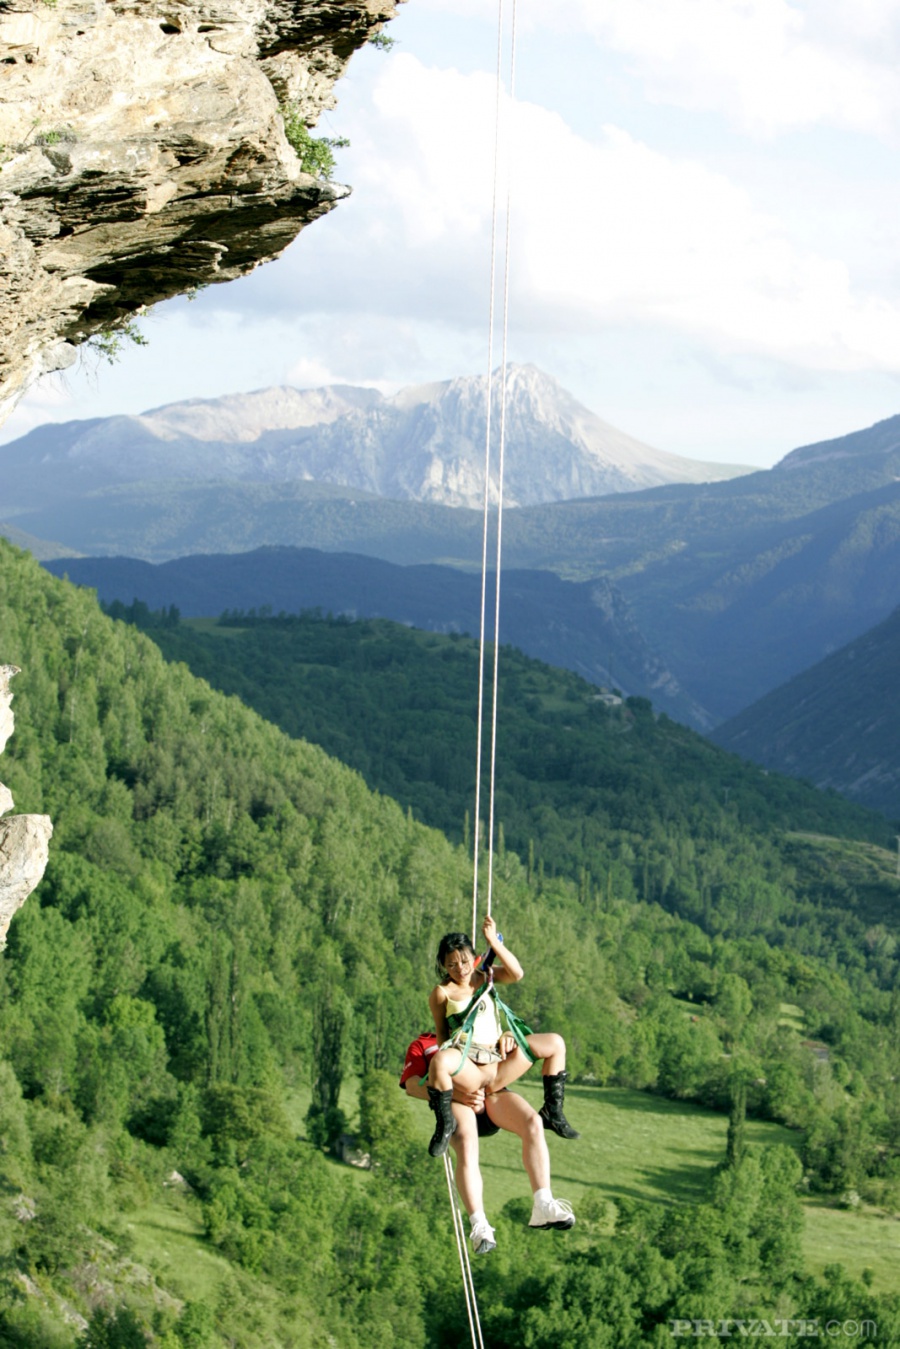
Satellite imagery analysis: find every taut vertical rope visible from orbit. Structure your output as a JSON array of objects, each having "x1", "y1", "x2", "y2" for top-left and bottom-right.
[
  {"x1": 450, "y1": 7, "x2": 518, "y2": 1344},
  {"x1": 485, "y1": 0, "x2": 518, "y2": 922},
  {"x1": 472, "y1": 0, "x2": 518, "y2": 932},
  {"x1": 443, "y1": 1151, "x2": 485, "y2": 1349},
  {"x1": 471, "y1": 0, "x2": 507, "y2": 941}
]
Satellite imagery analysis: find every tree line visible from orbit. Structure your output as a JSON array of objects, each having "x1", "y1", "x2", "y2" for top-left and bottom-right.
[{"x1": 0, "y1": 544, "x2": 898, "y2": 1344}]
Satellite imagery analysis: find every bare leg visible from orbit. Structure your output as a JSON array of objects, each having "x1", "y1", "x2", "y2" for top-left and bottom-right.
[
  {"x1": 449, "y1": 1105, "x2": 497, "y2": 1253},
  {"x1": 484, "y1": 1091, "x2": 550, "y2": 1193},
  {"x1": 449, "y1": 1106, "x2": 482, "y2": 1215},
  {"x1": 486, "y1": 1090, "x2": 576, "y2": 1230},
  {"x1": 529, "y1": 1032, "x2": 566, "y2": 1076},
  {"x1": 528, "y1": 1033, "x2": 579, "y2": 1138},
  {"x1": 429, "y1": 1047, "x2": 497, "y2": 1096},
  {"x1": 490, "y1": 1031, "x2": 567, "y2": 1091}
]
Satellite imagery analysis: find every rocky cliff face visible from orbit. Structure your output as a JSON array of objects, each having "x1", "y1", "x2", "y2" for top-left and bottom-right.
[
  {"x1": 1, "y1": 0, "x2": 398, "y2": 941},
  {"x1": 0, "y1": 666, "x2": 52, "y2": 949},
  {"x1": 0, "y1": 0, "x2": 400, "y2": 421}
]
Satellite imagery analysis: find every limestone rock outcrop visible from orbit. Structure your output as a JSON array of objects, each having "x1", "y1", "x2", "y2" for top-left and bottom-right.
[
  {"x1": 0, "y1": 0, "x2": 400, "y2": 421},
  {"x1": 0, "y1": 666, "x2": 53, "y2": 950}
]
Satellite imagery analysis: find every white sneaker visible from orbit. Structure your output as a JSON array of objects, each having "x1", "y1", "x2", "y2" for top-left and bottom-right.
[
  {"x1": 529, "y1": 1196, "x2": 576, "y2": 1230},
  {"x1": 470, "y1": 1216, "x2": 497, "y2": 1255}
]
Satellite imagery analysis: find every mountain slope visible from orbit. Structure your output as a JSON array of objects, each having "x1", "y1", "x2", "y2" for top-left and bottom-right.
[
  {"x1": 14, "y1": 403, "x2": 900, "y2": 724},
  {"x1": 43, "y1": 546, "x2": 714, "y2": 727},
  {"x1": 3, "y1": 537, "x2": 900, "y2": 1340},
  {"x1": 616, "y1": 480, "x2": 900, "y2": 719},
  {"x1": 0, "y1": 519, "x2": 81, "y2": 561},
  {"x1": 35, "y1": 474, "x2": 900, "y2": 724},
  {"x1": 138, "y1": 607, "x2": 894, "y2": 865},
  {"x1": 0, "y1": 364, "x2": 748, "y2": 514},
  {"x1": 713, "y1": 604, "x2": 900, "y2": 819}
]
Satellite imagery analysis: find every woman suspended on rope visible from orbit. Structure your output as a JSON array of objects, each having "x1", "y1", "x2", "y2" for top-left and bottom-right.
[
  {"x1": 402, "y1": 1032, "x2": 573, "y2": 1255},
  {"x1": 424, "y1": 914, "x2": 577, "y2": 1239}
]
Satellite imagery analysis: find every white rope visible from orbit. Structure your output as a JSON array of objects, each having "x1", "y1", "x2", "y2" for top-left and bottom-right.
[
  {"x1": 472, "y1": 0, "x2": 518, "y2": 929},
  {"x1": 450, "y1": 6, "x2": 517, "y2": 1345},
  {"x1": 443, "y1": 1151, "x2": 485, "y2": 1349},
  {"x1": 485, "y1": 0, "x2": 518, "y2": 922},
  {"x1": 471, "y1": 0, "x2": 507, "y2": 940}
]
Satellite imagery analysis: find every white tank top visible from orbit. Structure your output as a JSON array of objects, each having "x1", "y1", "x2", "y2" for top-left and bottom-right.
[{"x1": 445, "y1": 985, "x2": 502, "y2": 1045}]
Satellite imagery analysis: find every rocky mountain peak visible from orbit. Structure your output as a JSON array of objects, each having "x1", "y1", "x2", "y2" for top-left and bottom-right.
[
  {"x1": 1, "y1": 365, "x2": 751, "y2": 512},
  {"x1": 141, "y1": 383, "x2": 383, "y2": 443},
  {"x1": 1, "y1": 364, "x2": 755, "y2": 509}
]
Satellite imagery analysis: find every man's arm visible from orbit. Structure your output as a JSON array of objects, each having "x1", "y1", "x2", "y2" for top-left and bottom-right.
[{"x1": 404, "y1": 1079, "x2": 486, "y2": 1110}]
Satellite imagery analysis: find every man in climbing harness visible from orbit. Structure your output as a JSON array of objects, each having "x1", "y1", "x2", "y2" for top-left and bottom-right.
[{"x1": 422, "y1": 914, "x2": 578, "y2": 1251}]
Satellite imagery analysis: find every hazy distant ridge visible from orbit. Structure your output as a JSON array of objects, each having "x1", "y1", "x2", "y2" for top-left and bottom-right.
[
  {"x1": 0, "y1": 364, "x2": 748, "y2": 512},
  {"x1": 44, "y1": 545, "x2": 714, "y2": 728},
  {"x1": 713, "y1": 604, "x2": 900, "y2": 817}
]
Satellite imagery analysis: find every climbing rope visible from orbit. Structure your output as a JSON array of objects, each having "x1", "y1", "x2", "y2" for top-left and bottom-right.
[
  {"x1": 472, "y1": 0, "x2": 518, "y2": 937},
  {"x1": 446, "y1": 6, "x2": 519, "y2": 1344},
  {"x1": 443, "y1": 1151, "x2": 486, "y2": 1349}
]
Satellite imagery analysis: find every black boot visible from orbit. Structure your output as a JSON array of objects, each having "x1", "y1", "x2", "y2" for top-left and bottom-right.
[
  {"x1": 539, "y1": 1072, "x2": 580, "y2": 1139},
  {"x1": 427, "y1": 1087, "x2": 457, "y2": 1157}
]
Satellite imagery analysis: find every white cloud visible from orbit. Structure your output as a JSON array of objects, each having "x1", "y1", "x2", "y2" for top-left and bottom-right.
[
  {"x1": 319, "y1": 55, "x2": 900, "y2": 373},
  {"x1": 360, "y1": 55, "x2": 499, "y2": 239},
  {"x1": 548, "y1": 0, "x2": 900, "y2": 138},
  {"x1": 423, "y1": 0, "x2": 900, "y2": 138},
  {"x1": 8, "y1": 10, "x2": 900, "y2": 466}
]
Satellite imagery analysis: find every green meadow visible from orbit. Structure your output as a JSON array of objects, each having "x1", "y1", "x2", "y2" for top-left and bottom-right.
[
  {"x1": 131, "y1": 1079, "x2": 900, "y2": 1298},
  {"x1": 399, "y1": 1082, "x2": 899, "y2": 1291}
]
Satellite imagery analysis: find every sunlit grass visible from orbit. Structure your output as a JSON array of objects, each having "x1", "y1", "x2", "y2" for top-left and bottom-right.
[
  {"x1": 125, "y1": 1199, "x2": 231, "y2": 1304},
  {"x1": 400, "y1": 1080, "x2": 897, "y2": 1291},
  {"x1": 132, "y1": 1081, "x2": 898, "y2": 1300}
]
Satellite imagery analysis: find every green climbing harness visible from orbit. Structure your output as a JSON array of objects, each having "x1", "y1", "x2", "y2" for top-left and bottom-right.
[{"x1": 444, "y1": 972, "x2": 535, "y2": 1077}]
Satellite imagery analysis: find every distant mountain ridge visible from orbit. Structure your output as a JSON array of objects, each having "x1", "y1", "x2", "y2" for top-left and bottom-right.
[
  {"x1": 0, "y1": 364, "x2": 748, "y2": 513},
  {"x1": 778, "y1": 411, "x2": 900, "y2": 471},
  {"x1": 13, "y1": 395, "x2": 900, "y2": 728},
  {"x1": 43, "y1": 545, "x2": 714, "y2": 728},
  {"x1": 713, "y1": 605, "x2": 900, "y2": 818}
]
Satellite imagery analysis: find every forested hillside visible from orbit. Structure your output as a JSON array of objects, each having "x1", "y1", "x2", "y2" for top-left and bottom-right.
[
  {"x1": 714, "y1": 605, "x2": 900, "y2": 819},
  {"x1": 45, "y1": 546, "x2": 710, "y2": 726},
  {"x1": 30, "y1": 462, "x2": 900, "y2": 722},
  {"x1": 142, "y1": 609, "x2": 896, "y2": 958},
  {"x1": 2, "y1": 542, "x2": 900, "y2": 1345}
]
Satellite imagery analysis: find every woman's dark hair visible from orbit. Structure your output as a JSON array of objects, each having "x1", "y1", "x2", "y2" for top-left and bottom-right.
[{"x1": 436, "y1": 931, "x2": 475, "y2": 980}]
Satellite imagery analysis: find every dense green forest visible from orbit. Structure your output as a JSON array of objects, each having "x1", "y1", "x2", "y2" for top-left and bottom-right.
[
  {"x1": 2, "y1": 544, "x2": 900, "y2": 1345},
  {"x1": 144, "y1": 608, "x2": 898, "y2": 977},
  {"x1": 714, "y1": 603, "x2": 900, "y2": 819}
]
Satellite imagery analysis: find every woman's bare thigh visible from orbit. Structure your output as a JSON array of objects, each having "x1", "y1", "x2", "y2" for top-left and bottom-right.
[
  {"x1": 490, "y1": 1046, "x2": 533, "y2": 1091},
  {"x1": 437, "y1": 1041, "x2": 499, "y2": 1095}
]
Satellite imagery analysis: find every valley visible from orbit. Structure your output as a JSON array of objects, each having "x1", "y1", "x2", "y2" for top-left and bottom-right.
[
  {"x1": 5, "y1": 1, "x2": 900, "y2": 1344},
  {"x1": 714, "y1": 607, "x2": 900, "y2": 819},
  {"x1": 13, "y1": 394, "x2": 900, "y2": 728},
  {"x1": 2, "y1": 538, "x2": 900, "y2": 1344}
]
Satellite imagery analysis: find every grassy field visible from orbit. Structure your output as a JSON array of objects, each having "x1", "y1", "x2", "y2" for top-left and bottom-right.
[
  {"x1": 125, "y1": 1081, "x2": 898, "y2": 1300},
  {"x1": 402, "y1": 1081, "x2": 797, "y2": 1209},
  {"x1": 401, "y1": 1080, "x2": 900, "y2": 1291},
  {"x1": 125, "y1": 1200, "x2": 232, "y2": 1304}
]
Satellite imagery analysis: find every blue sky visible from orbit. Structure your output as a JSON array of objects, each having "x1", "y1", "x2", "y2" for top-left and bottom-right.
[{"x1": 6, "y1": 0, "x2": 900, "y2": 467}]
